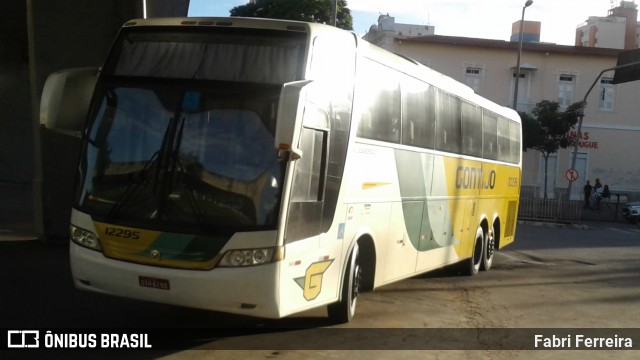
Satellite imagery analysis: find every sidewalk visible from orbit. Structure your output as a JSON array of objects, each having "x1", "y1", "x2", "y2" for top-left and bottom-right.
[{"x1": 579, "y1": 199, "x2": 628, "y2": 223}]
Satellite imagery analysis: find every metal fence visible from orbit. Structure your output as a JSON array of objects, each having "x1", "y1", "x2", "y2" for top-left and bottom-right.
[
  {"x1": 518, "y1": 196, "x2": 582, "y2": 223},
  {"x1": 517, "y1": 186, "x2": 582, "y2": 222},
  {"x1": 518, "y1": 185, "x2": 639, "y2": 223}
]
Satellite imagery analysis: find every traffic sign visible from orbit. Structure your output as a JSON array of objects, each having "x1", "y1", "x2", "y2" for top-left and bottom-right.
[{"x1": 566, "y1": 168, "x2": 579, "y2": 182}]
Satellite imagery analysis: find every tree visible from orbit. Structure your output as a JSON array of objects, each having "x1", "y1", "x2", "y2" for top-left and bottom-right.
[
  {"x1": 520, "y1": 100, "x2": 585, "y2": 199},
  {"x1": 230, "y1": 0, "x2": 353, "y2": 30}
]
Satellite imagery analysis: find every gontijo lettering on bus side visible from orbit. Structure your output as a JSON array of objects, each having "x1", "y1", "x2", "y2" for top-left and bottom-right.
[{"x1": 455, "y1": 166, "x2": 497, "y2": 190}]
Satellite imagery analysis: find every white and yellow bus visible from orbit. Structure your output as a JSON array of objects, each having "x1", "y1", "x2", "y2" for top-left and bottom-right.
[{"x1": 44, "y1": 17, "x2": 521, "y2": 323}]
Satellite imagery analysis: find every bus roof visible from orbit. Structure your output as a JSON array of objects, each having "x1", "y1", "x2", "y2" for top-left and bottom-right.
[{"x1": 121, "y1": 16, "x2": 346, "y2": 35}]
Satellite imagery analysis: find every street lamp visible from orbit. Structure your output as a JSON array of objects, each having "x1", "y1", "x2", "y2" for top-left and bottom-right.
[{"x1": 512, "y1": 0, "x2": 533, "y2": 110}]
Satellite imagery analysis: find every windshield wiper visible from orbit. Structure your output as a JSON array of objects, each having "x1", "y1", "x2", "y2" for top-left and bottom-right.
[
  {"x1": 107, "y1": 116, "x2": 175, "y2": 220},
  {"x1": 158, "y1": 117, "x2": 211, "y2": 231},
  {"x1": 107, "y1": 115, "x2": 211, "y2": 233},
  {"x1": 106, "y1": 149, "x2": 161, "y2": 220}
]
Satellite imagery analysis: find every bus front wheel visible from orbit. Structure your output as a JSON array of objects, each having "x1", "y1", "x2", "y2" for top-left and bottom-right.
[{"x1": 328, "y1": 244, "x2": 361, "y2": 323}]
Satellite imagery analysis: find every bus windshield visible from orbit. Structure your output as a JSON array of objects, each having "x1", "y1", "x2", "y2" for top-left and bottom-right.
[
  {"x1": 77, "y1": 80, "x2": 284, "y2": 233},
  {"x1": 75, "y1": 26, "x2": 309, "y2": 234}
]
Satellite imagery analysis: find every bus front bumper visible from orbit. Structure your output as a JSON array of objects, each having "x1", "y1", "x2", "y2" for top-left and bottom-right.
[{"x1": 70, "y1": 242, "x2": 283, "y2": 319}]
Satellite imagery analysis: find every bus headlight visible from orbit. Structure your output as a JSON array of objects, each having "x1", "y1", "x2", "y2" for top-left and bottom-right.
[
  {"x1": 70, "y1": 225, "x2": 102, "y2": 251},
  {"x1": 219, "y1": 247, "x2": 284, "y2": 267}
]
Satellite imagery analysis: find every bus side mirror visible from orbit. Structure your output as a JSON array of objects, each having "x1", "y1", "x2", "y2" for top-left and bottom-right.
[
  {"x1": 40, "y1": 67, "x2": 99, "y2": 137},
  {"x1": 275, "y1": 80, "x2": 313, "y2": 160}
]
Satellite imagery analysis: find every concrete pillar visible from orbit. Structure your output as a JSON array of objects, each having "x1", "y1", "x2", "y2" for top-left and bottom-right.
[
  {"x1": 0, "y1": 0, "x2": 34, "y2": 232},
  {"x1": 0, "y1": 0, "x2": 189, "y2": 241}
]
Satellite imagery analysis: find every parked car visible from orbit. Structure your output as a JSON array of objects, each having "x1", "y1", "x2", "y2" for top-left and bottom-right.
[{"x1": 622, "y1": 201, "x2": 640, "y2": 225}]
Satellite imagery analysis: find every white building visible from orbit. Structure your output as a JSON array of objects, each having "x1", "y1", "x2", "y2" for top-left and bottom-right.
[
  {"x1": 363, "y1": 14, "x2": 434, "y2": 48},
  {"x1": 575, "y1": 1, "x2": 639, "y2": 49}
]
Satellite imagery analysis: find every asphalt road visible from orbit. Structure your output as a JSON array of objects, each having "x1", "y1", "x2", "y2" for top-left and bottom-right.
[{"x1": 2, "y1": 220, "x2": 640, "y2": 359}]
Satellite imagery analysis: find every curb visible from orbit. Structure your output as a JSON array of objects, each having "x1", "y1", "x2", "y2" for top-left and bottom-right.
[{"x1": 517, "y1": 220, "x2": 589, "y2": 229}]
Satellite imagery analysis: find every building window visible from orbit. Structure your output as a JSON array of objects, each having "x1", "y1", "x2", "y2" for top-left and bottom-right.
[
  {"x1": 558, "y1": 74, "x2": 574, "y2": 107},
  {"x1": 511, "y1": 71, "x2": 529, "y2": 111},
  {"x1": 464, "y1": 66, "x2": 482, "y2": 92},
  {"x1": 599, "y1": 77, "x2": 615, "y2": 111}
]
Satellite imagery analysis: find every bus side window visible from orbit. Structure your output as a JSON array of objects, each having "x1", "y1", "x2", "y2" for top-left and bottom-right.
[
  {"x1": 435, "y1": 91, "x2": 461, "y2": 153},
  {"x1": 461, "y1": 101, "x2": 482, "y2": 157},
  {"x1": 359, "y1": 85, "x2": 400, "y2": 142},
  {"x1": 497, "y1": 116, "x2": 511, "y2": 162},
  {"x1": 401, "y1": 77, "x2": 435, "y2": 149},
  {"x1": 356, "y1": 61, "x2": 401, "y2": 143},
  {"x1": 509, "y1": 120, "x2": 521, "y2": 163},
  {"x1": 483, "y1": 111, "x2": 498, "y2": 160}
]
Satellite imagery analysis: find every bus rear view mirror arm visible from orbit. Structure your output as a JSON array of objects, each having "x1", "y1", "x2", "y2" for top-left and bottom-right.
[{"x1": 275, "y1": 80, "x2": 313, "y2": 160}]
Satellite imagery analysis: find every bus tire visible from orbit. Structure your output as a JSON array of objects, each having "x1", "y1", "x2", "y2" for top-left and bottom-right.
[
  {"x1": 328, "y1": 244, "x2": 361, "y2": 323},
  {"x1": 481, "y1": 226, "x2": 494, "y2": 271},
  {"x1": 465, "y1": 226, "x2": 484, "y2": 276}
]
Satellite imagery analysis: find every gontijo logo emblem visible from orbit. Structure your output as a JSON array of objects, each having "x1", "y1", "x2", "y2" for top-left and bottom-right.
[{"x1": 294, "y1": 259, "x2": 334, "y2": 301}]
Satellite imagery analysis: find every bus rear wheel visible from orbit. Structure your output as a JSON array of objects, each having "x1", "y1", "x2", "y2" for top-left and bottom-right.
[
  {"x1": 481, "y1": 226, "x2": 495, "y2": 271},
  {"x1": 328, "y1": 244, "x2": 361, "y2": 323}
]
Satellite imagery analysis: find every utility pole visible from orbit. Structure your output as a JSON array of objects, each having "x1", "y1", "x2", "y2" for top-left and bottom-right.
[
  {"x1": 512, "y1": 0, "x2": 533, "y2": 110},
  {"x1": 331, "y1": 0, "x2": 337, "y2": 26}
]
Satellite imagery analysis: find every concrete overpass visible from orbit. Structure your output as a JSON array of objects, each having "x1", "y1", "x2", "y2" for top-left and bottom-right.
[{"x1": 0, "y1": 0, "x2": 190, "y2": 241}]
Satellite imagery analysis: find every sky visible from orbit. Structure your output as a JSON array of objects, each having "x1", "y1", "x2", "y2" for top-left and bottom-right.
[{"x1": 187, "y1": 0, "x2": 623, "y2": 45}]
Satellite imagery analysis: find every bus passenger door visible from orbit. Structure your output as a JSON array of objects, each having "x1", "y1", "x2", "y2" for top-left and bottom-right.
[
  {"x1": 279, "y1": 100, "x2": 344, "y2": 314},
  {"x1": 275, "y1": 80, "x2": 352, "y2": 314}
]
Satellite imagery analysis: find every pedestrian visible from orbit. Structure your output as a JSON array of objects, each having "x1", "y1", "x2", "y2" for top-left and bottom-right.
[
  {"x1": 583, "y1": 180, "x2": 592, "y2": 209},
  {"x1": 593, "y1": 178, "x2": 603, "y2": 210},
  {"x1": 602, "y1": 184, "x2": 611, "y2": 208}
]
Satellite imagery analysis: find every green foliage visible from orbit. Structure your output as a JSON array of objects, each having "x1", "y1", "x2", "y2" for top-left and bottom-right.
[
  {"x1": 520, "y1": 100, "x2": 585, "y2": 156},
  {"x1": 230, "y1": 0, "x2": 353, "y2": 30},
  {"x1": 520, "y1": 100, "x2": 585, "y2": 199}
]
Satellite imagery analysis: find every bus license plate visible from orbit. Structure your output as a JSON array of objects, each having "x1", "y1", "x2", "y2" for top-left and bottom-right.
[{"x1": 139, "y1": 276, "x2": 170, "y2": 290}]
